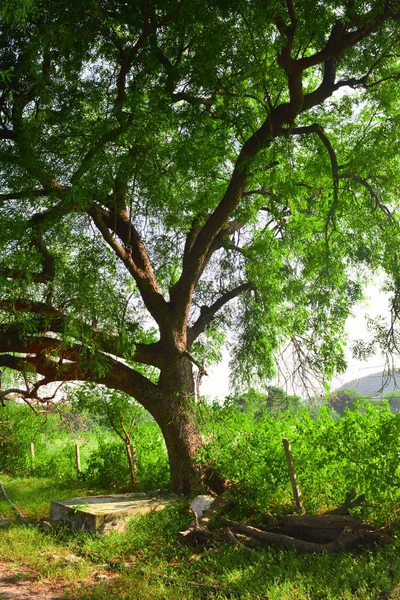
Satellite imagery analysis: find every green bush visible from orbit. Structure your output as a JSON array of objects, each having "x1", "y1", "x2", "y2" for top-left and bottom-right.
[
  {"x1": 33, "y1": 439, "x2": 81, "y2": 481},
  {"x1": 82, "y1": 438, "x2": 130, "y2": 489},
  {"x1": 0, "y1": 402, "x2": 48, "y2": 476},
  {"x1": 2, "y1": 396, "x2": 399, "y2": 522},
  {"x1": 81, "y1": 423, "x2": 170, "y2": 491},
  {"x1": 200, "y1": 399, "x2": 400, "y2": 521}
]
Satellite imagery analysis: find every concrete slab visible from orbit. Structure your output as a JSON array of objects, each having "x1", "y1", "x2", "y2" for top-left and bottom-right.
[{"x1": 50, "y1": 492, "x2": 179, "y2": 533}]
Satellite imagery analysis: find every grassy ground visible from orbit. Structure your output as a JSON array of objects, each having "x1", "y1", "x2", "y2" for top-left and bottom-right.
[{"x1": 0, "y1": 475, "x2": 399, "y2": 599}]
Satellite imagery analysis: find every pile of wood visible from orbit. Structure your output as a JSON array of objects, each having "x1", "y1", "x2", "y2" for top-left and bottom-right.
[
  {"x1": 179, "y1": 490, "x2": 392, "y2": 553},
  {"x1": 179, "y1": 439, "x2": 393, "y2": 554}
]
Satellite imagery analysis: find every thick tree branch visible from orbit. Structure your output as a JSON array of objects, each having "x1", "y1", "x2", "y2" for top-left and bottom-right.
[
  {"x1": 187, "y1": 282, "x2": 253, "y2": 345},
  {"x1": 166, "y1": 5, "x2": 400, "y2": 336},
  {"x1": 0, "y1": 128, "x2": 15, "y2": 140},
  {"x1": 32, "y1": 228, "x2": 56, "y2": 282},
  {"x1": 0, "y1": 300, "x2": 164, "y2": 367},
  {"x1": 297, "y1": 9, "x2": 400, "y2": 72},
  {"x1": 276, "y1": 0, "x2": 302, "y2": 116},
  {"x1": 87, "y1": 203, "x2": 168, "y2": 325},
  {"x1": 0, "y1": 348, "x2": 163, "y2": 417}
]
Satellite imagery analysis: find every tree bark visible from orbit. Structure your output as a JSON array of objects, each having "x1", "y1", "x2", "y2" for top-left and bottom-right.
[{"x1": 155, "y1": 355, "x2": 205, "y2": 495}]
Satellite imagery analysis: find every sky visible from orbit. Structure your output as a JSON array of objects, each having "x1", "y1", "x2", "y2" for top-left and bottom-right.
[{"x1": 200, "y1": 280, "x2": 394, "y2": 400}]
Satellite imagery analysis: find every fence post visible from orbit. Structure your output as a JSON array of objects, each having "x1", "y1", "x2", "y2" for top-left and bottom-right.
[
  {"x1": 30, "y1": 442, "x2": 35, "y2": 474},
  {"x1": 75, "y1": 442, "x2": 81, "y2": 474},
  {"x1": 282, "y1": 437, "x2": 304, "y2": 514}
]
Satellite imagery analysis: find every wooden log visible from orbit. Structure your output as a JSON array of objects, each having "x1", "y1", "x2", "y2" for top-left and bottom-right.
[
  {"x1": 268, "y1": 513, "x2": 371, "y2": 544},
  {"x1": 199, "y1": 491, "x2": 235, "y2": 528},
  {"x1": 179, "y1": 525, "x2": 226, "y2": 546},
  {"x1": 221, "y1": 517, "x2": 363, "y2": 553},
  {"x1": 282, "y1": 437, "x2": 304, "y2": 513},
  {"x1": 179, "y1": 491, "x2": 235, "y2": 546},
  {"x1": 275, "y1": 514, "x2": 370, "y2": 530},
  {"x1": 224, "y1": 527, "x2": 254, "y2": 553}
]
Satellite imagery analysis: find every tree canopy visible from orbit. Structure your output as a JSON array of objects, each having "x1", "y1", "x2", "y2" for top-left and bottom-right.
[{"x1": 1, "y1": 0, "x2": 400, "y2": 492}]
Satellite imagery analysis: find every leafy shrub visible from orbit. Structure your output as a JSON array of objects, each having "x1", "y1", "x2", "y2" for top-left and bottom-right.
[
  {"x1": 0, "y1": 402, "x2": 48, "y2": 475},
  {"x1": 33, "y1": 439, "x2": 81, "y2": 481},
  {"x1": 82, "y1": 423, "x2": 170, "y2": 491},
  {"x1": 200, "y1": 399, "x2": 400, "y2": 521},
  {"x1": 82, "y1": 438, "x2": 130, "y2": 489}
]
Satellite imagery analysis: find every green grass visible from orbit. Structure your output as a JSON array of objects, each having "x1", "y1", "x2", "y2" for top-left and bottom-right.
[{"x1": 0, "y1": 475, "x2": 399, "y2": 599}]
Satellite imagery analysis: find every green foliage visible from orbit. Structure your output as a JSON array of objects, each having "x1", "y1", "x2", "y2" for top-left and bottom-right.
[
  {"x1": 383, "y1": 391, "x2": 400, "y2": 414},
  {"x1": 0, "y1": 394, "x2": 169, "y2": 491},
  {"x1": 0, "y1": 401, "x2": 48, "y2": 475},
  {"x1": 227, "y1": 386, "x2": 302, "y2": 418},
  {"x1": 2, "y1": 0, "x2": 400, "y2": 396},
  {"x1": 33, "y1": 439, "x2": 82, "y2": 482},
  {"x1": 200, "y1": 399, "x2": 400, "y2": 522},
  {"x1": 64, "y1": 384, "x2": 170, "y2": 490},
  {"x1": 82, "y1": 438, "x2": 131, "y2": 490},
  {"x1": 81, "y1": 428, "x2": 169, "y2": 491}
]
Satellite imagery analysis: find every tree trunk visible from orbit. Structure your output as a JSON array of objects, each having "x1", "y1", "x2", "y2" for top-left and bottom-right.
[
  {"x1": 108, "y1": 344, "x2": 225, "y2": 496},
  {"x1": 151, "y1": 354, "x2": 218, "y2": 496},
  {"x1": 157, "y1": 399, "x2": 204, "y2": 495}
]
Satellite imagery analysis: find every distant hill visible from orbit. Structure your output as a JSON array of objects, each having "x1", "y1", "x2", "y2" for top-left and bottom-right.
[{"x1": 336, "y1": 371, "x2": 400, "y2": 399}]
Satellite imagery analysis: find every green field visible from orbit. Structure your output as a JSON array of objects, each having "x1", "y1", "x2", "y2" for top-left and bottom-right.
[{"x1": 0, "y1": 474, "x2": 399, "y2": 600}]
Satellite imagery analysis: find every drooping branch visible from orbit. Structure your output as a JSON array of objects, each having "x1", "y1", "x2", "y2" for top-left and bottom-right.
[
  {"x1": 288, "y1": 124, "x2": 339, "y2": 183},
  {"x1": 340, "y1": 173, "x2": 394, "y2": 223},
  {"x1": 187, "y1": 282, "x2": 253, "y2": 345},
  {"x1": 287, "y1": 124, "x2": 339, "y2": 235},
  {"x1": 0, "y1": 347, "x2": 163, "y2": 417}
]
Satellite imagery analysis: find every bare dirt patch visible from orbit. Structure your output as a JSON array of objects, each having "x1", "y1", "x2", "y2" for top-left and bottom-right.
[{"x1": 0, "y1": 562, "x2": 67, "y2": 600}]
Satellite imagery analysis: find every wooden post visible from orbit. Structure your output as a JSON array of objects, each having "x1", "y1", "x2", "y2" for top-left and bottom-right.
[
  {"x1": 30, "y1": 442, "x2": 35, "y2": 474},
  {"x1": 282, "y1": 437, "x2": 304, "y2": 514},
  {"x1": 75, "y1": 443, "x2": 81, "y2": 473}
]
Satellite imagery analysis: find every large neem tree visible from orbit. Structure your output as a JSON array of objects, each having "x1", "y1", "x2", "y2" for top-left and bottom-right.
[{"x1": 1, "y1": 0, "x2": 400, "y2": 494}]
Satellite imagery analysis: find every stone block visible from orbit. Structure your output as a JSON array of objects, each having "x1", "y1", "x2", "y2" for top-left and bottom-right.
[{"x1": 50, "y1": 492, "x2": 178, "y2": 533}]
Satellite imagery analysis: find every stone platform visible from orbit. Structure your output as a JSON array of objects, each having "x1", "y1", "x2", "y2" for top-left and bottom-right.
[{"x1": 50, "y1": 492, "x2": 178, "y2": 533}]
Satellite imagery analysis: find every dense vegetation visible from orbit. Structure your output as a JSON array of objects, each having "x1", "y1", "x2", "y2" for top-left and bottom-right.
[
  {"x1": 2, "y1": 0, "x2": 400, "y2": 494},
  {"x1": 1, "y1": 394, "x2": 399, "y2": 599},
  {"x1": 2, "y1": 1, "x2": 400, "y2": 594},
  {"x1": 2, "y1": 394, "x2": 399, "y2": 524}
]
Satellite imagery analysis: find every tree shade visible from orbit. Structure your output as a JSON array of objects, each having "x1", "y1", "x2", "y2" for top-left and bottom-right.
[{"x1": 1, "y1": 0, "x2": 400, "y2": 493}]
